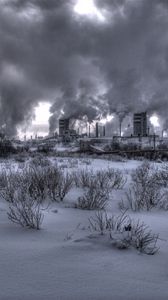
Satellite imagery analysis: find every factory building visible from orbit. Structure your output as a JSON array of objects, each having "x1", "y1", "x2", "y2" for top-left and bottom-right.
[
  {"x1": 59, "y1": 118, "x2": 70, "y2": 136},
  {"x1": 133, "y1": 112, "x2": 148, "y2": 136},
  {"x1": 95, "y1": 122, "x2": 106, "y2": 138}
]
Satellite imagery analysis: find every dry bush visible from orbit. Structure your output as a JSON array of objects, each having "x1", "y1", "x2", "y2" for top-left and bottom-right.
[
  {"x1": 0, "y1": 169, "x2": 9, "y2": 190},
  {"x1": 155, "y1": 164, "x2": 168, "y2": 187},
  {"x1": 73, "y1": 169, "x2": 94, "y2": 188},
  {"x1": 157, "y1": 193, "x2": 168, "y2": 210},
  {"x1": 120, "y1": 162, "x2": 164, "y2": 211},
  {"x1": 60, "y1": 163, "x2": 68, "y2": 169},
  {"x1": 73, "y1": 168, "x2": 126, "y2": 191},
  {"x1": 89, "y1": 211, "x2": 159, "y2": 255},
  {"x1": 18, "y1": 163, "x2": 25, "y2": 170},
  {"x1": 68, "y1": 159, "x2": 79, "y2": 168},
  {"x1": 95, "y1": 171, "x2": 111, "y2": 192},
  {"x1": 73, "y1": 168, "x2": 125, "y2": 211},
  {"x1": 23, "y1": 167, "x2": 48, "y2": 203},
  {"x1": 120, "y1": 184, "x2": 164, "y2": 211},
  {"x1": 131, "y1": 161, "x2": 157, "y2": 186},
  {"x1": 56, "y1": 173, "x2": 73, "y2": 201},
  {"x1": 0, "y1": 169, "x2": 20, "y2": 202},
  {"x1": 46, "y1": 166, "x2": 61, "y2": 201},
  {"x1": 106, "y1": 168, "x2": 127, "y2": 189},
  {"x1": 46, "y1": 166, "x2": 73, "y2": 201},
  {"x1": 0, "y1": 167, "x2": 48, "y2": 203},
  {"x1": 7, "y1": 189, "x2": 44, "y2": 229},
  {"x1": 26, "y1": 165, "x2": 73, "y2": 202},
  {"x1": 127, "y1": 220, "x2": 159, "y2": 255},
  {"x1": 29, "y1": 155, "x2": 51, "y2": 168},
  {"x1": 89, "y1": 210, "x2": 113, "y2": 235},
  {"x1": 14, "y1": 153, "x2": 28, "y2": 163},
  {"x1": 89, "y1": 210, "x2": 129, "y2": 235},
  {"x1": 96, "y1": 168, "x2": 126, "y2": 191},
  {"x1": 75, "y1": 182, "x2": 109, "y2": 210},
  {"x1": 81, "y1": 158, "x2": 91, "y2": 166},
  {"x1": 0, "y1": 164, "x2": 73, "y2": 204}
]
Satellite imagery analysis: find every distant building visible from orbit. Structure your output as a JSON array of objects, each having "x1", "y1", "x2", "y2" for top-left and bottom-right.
[
  {"x1": 79, "y1": 137, "x2": 112, "y2": 152},
  {"x1": 59, "y1": 118, "x2": 69, "y2": 136},
  {"x1": 133, "y1": 112, "x2": 147, "y2": 136},
  {"x1": 95, "y1": 122, "x2": 106, "y2": 138}
]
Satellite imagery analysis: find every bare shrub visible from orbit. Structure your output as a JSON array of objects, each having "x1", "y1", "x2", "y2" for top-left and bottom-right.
[
  {"x1": 127, "y1": 220, "x2": 159, "y2": 255},
  {"x1": 0, "y1": 169, "x2": 20, "y2": 202},
  {"x1": 157, "y1": 193, "x2": 168, "y2": 210},
  {"x1": 7, "y1": 189, "x2": 44, "y2": 229},
  {"x1": 26, "y1": 165, "x2": 72, "y2": 202},
  {"x1": 95, "y1": 171, "x2": 111, "y2": 192},
  {"x1": 56, "y1": 172, "x2": 73, "y2": 201},
  {"x1": 73, "y1": 168, "x2": 126, "y2": 191},
  {"x1": 23, "y1": 167, "x2": 48, "y2": 202},
  {"x1": 60, "y1": 163, "x2": 68, "y2": 169},
  {"x1": 155, "y1": 164, "x2": 168, "y2": 187},
  {"x1": 0, "y1": 169, "x2": 8, "y2": 190},
  {"x1": 131, "y1": 161, "x2": 156, "y2": 185},
  {"x1": 14, "y1": 153, "x2": 28, "y2": 163},
  {"x1": 73, "y1": 169, "x2": 94, "y2": 188},
  {"x1": 46, "y1": 166, "x2": 73, "y2": 201},
  {"x1": 18, "y1": 163, "x2": 25, "y2": 170},
  {"x1": 46, "y1": 166, "x2": 61, "y2": 201},
  {"x1": 121, "y1": 184, "x2": 164, "y2": 211},
  {"x1": 106, "y1": 168, "x2": 127, "y2": 189},
  {"x1": 1, "y1": 164, "x2": 73, "y2": 204},
  {"x1": 75, "y1": 182, "x2": 109, "y2": 210},
  {"x1": 89, "y1": 211, "x2": 159, "y2": 254},
  {"x1": 68, "y1": 159, "x2": 79, "y2": 168},
  {"x1": 0, "y1": 166, "x2": 49, "y2": 204},
  {"x1": 96, "y1": 168, "x2": 126, "y2": 191},
  {"x1": 29, "y1": 155, "x2": 51, "y2": 168},
  {"x1": 89, "y1": 210, "x2": 129, "y2": 235},
  {"x1": 120, "y1": 162, "x2": 164, "y2": 211},
  {"x1": 81, "y1": 158, "x2": 91, "y2": 166},
  {"x1": 89, "y1": 210, "x2": 114, "y2": 235}
]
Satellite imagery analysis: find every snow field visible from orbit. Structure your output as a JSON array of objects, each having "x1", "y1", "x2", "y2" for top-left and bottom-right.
[{"x1": 0, "y1": 156, "x2": 167, "y2": 299}]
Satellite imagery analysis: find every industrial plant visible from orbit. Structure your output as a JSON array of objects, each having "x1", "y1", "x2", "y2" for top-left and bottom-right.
[{"x1": 0, "y1": 111, "x2": 167, "y2": 158}]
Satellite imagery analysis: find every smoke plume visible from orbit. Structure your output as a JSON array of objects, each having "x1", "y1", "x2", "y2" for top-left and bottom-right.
[{"x1": 0, "y1": 0, "x2": 168, "y2": 135}]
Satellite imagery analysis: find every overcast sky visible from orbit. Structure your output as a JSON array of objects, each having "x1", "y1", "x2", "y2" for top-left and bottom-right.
[{"x1": 0, "y1": 0, "x2": 168, "y2": 136}]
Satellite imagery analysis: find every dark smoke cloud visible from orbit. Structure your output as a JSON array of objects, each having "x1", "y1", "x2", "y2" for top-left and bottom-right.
[{"x1": 0, "y1": 0, "x2": 168, "y2": 136}]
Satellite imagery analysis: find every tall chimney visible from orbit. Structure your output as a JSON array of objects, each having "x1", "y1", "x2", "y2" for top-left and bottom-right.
[
  {"x1": 103, "y1": 125, "x2": 106, "y2": 137},
  {"x1": 119, "y1": 120, "x2": 122, "y2": 137},
  {"x1": 96, "y1": 122, "x2": 99, "y2": 138},
  {"x1": 162, "y1": 129, "x2": 164, "y2": 138}
]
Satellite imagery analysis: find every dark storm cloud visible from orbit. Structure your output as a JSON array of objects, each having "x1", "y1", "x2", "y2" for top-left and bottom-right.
[{"x1": 0, "y1": 0, "x2": 168, "y2": 135}]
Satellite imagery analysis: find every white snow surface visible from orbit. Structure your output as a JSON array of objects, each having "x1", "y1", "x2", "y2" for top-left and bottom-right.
[{"x1": 0, "y1": 157, "x2": 168, "y2": 300}]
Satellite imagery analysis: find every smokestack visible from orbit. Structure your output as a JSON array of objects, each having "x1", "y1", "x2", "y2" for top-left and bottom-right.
[
  {"x1": 162, "y1": 130, "x2": 164, "y2": 138},
  {"x1": 103, "y1": 125, "x2": 106, "y2": 137},
  {"x1": 119, "y1": 120, "x2": 122, "y2": 137},
  {"x1": 96, "y1": 122, "x2": 99, "y2": 138}
]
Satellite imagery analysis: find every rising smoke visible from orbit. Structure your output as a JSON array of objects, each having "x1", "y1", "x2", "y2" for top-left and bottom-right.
[{"x1": 0, "y1": 0, "x2": 168, "y2": 136}]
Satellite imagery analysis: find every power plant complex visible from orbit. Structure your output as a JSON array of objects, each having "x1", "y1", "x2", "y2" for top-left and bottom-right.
[
  {"x1": 4, "y1": 111, "x2": 167, "y2": 156},
  {"x1": 133, "y1": 112, "x2": 148, "y2": 136},
  {"x1": 58, "y1": 112, "x2": 149, "y2": 139}
]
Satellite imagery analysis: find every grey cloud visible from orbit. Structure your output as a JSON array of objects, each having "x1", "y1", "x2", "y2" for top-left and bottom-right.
[{"x1": 0, "y1": 0, "x2": 168, "y2": 136}]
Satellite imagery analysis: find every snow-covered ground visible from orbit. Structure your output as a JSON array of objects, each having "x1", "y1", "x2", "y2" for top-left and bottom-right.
[{"x1": 0, "y1": 157, "x2": 168, "y2": 300}]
